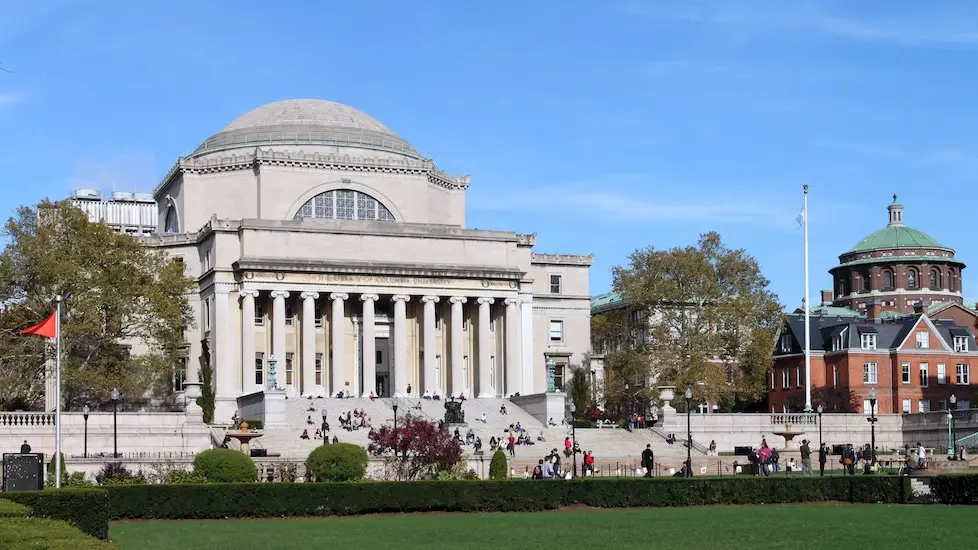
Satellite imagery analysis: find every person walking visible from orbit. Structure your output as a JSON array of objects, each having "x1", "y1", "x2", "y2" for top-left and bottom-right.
[
  {"x1": 800, "y1": 439, "x2": 813, "y2": 476},
  {"x1": 818, "y1": 443, "x2": 828, "y2": 476},
  {"x1": 641, "y1": 444, "x2": 654, "y2": 477}
]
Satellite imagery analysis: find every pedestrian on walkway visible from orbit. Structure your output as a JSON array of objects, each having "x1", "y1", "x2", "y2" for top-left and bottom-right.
[{"x1": 800, "y1": 439, "x2": 813, "y2": 476}]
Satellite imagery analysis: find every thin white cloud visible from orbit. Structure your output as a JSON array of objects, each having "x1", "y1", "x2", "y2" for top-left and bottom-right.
[
  {"x1": 0, "y1": 92, "x2": 24, "y2": 108},
  {"x1": 816, "y1": 140, "x2": 978, "y2": 170}
]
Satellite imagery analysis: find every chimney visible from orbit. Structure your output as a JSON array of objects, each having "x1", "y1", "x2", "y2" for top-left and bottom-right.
[
  {"x1": 867, "y1": 300, "x2": 881, "y2": 319},
  {"x1": 821, "y1": 290, "x2": 833, "y2": 306},
  {"x1": 913, "y1": 302, "x2": 924, "y2": 314}
]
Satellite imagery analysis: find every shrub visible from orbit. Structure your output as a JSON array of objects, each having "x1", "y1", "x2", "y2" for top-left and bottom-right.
[
  {"x1": 0, "y1": 518, "x2": 116, "y2": 548},
  {"x1": 241, "y1": 418, "x2": 264, "y2": 430},
  {"x1": 193, "y1": 449, "x2": 257, "y2": 483},
  {"x1": 96, "y1": 463, "x2": 146, "y2": 485},
  {"x1": 3, "y1": 488, "x2": 109, "y2": 539},
  {"x1": 0, "y1": 499, "x2": 28, "y2": 518},
  {"x1": 489, "y1": 450, "x2": 508, "y2": 480},
  {"x1": 166, "y1": 469, "x2": 208, "y2": 484},
  {"x1": 306, "y1": 443, "x2": 368, "y2": 482},
  {"x1": 198, "y1": 364, "x2": 215, "y2": 424},
  {"x1": 932, "y1": 474, "x2": 978, "y2": 504},
  {"x1": 45, "y1": 452, "x2": 68, "y2": 487},
  {"x1": 571, "y1": 419, "x2": 595, "y2": 429},
  {"x1": 100, "y1": 476, "x2": 909, "y2": 521}
]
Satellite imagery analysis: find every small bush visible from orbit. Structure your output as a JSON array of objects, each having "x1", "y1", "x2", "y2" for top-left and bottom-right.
[
  {"x1": 0, "y1": 499, "x2": 29, "y2": 518},
  {"x1": 3, "y1": 488, "x2": 109, "y2": 539},
  {"x1": 489, "y1": 450, "x2": 508, "y2": 480},
  {"x1": 305, "y1": 443, "x2": 368, "y2": 482},
  {"x1": 45, "y1": 452, "x2": 68, "y2": 487},
  {"x1": 0, "y1": 517, "x2": 116, "y2": 548},
  {"x1": 193, "y1": 449, "x2": 257, "y2": 483},
  {"x1": 96, "y1": 463, "x2": 146, "y2": 485},
  {"x1": 571, "y1": 419, "x2": 596, "y2": 429},
  {"x1": 166, "y1": 469, "x2": 208, "y2": 484}
]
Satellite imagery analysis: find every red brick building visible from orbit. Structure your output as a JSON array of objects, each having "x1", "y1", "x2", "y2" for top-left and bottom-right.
[{"x1": 770, "y1": 196, "x2": 977, "y2": 414}]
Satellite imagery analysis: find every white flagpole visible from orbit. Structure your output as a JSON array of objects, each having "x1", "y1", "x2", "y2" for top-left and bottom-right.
[
  {"x1": 54, "y1": 294, "x2": 63, "y2": 489},
  {"x1": 803, "y1": 185, "x2": 812, "y2": 413}
]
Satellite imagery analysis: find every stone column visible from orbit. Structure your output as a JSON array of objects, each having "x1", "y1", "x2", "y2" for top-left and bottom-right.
[
  {"x1": 449, "y1": 296, "x2": 467, "y2": 397},
  {"x1": 300, "y1": 291, "x2": 319, "y2": 396},
  {"x1": 330, "y1": 293, "x2": 348, "y2": 396},
  {"x1": 504, "y1": 298, "x2": 521, "y2": 396},
  {"x1": 239, "y1": 290, "x2": 258, "y2": 392},
  {"x1": 392, "y1": 295, "x2": 410, "y2": 397},
  {"x1": 421, "y1": 296, "x2": 440, "y2": 394},
  {"x1": 360, "y1": 294, "x2": 379, "y2": 397},
  {"x1": 270, "y1": 291, "x2": 289, "y2": 387},
  {"x1": 520, "y1": 296, "x2": 534, "y2": 394},
  {"x1": 214, "y1": 287, "x2": 233, "y2": 396},
  {"x1": 477, "y1": 297, "x2": 495, "y2": 398}
]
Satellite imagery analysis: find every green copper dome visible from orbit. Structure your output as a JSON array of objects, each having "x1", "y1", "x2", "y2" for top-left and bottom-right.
[{"x1": 848, "y1": 195, "x2": 950, "y2": 253}]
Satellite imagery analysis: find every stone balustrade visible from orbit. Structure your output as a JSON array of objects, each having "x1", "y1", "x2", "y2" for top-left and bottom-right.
[{"x1": 0, "y1": 412, "x2": 56, "y2": 426}]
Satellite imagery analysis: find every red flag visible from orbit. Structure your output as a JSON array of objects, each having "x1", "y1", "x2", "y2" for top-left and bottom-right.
[{"x1": 20, "y1": 312, "x2": 57, "y2": 338}]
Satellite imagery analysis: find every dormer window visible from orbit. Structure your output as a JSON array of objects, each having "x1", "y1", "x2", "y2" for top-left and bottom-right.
[
  {"x1": 954, "y1": 336, "x2": 969, "y2": 352},
  {"x1": 832, "y1": 327, "x2": 847, "y2": 351},
  {"x1": 860, "y1": 332, "x2": 877, "y2": 350},
  {"x1": 779, "y1": 334, "x2": 792, "y2": 353}
]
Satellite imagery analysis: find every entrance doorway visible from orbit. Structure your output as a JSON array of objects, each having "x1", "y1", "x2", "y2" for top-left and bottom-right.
[{"x1": 375, "y1": 337, "x2": 390, "y2": 396}]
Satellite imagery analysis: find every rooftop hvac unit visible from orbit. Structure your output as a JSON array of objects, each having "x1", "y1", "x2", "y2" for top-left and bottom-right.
[
  {"x1": 73, "y1": 188, "x2": 101, "y2": 200},
  {"x1": 133, "y1": 192, "x2": 155, "y2": 203},
  {"x1": 111, "y1": 191, "x2": 135, "y2": 201}
]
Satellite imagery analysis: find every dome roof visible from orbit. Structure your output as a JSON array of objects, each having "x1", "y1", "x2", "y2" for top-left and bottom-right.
[
  {"x1": 192, "y1": 99, "x2": 419, "y2": 158},
  {"x1": 848, "y1": 195, "x2": 949, "y2": 252}
]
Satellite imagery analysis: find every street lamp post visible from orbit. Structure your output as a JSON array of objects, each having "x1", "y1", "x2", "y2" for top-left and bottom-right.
[
  {"x1": 110, "y1": 388, "x2": 120, "y2": 459},
  {"x1": 321, "y1": 409, "x2": 328, "y2": 446},
  {"x1": 946, "y1": 410, "x2": 954, "y2": 458},
  {"x1": 867, "y1": 388, "x2": 878, "y2": 469},
  {"x1": 816, "y1": 404, "x2": 824, "y2": 452},
  {"x1": 569, "y1": 403, "x2": 578, "y2": 478},
  {"x1": 950, "y1": 394, "x2": 958, "y2": 459},
  {"x1": 393, "y1": 403, "x2": 399, "y2": 430},
  {"x1": 82, "y1": 405, "x2": 90, "y2": 459},
  {"x1": 684, "y1": 388, "x2": 693, "y2": 478}
]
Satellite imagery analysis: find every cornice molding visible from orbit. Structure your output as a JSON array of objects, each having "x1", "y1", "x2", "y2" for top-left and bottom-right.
[
  {"x1": 234, "y1": 257, "x2": 524, "y2": 282},
  {"x1": 531, "y1": 252, "x2": 594, "y2": 266}
]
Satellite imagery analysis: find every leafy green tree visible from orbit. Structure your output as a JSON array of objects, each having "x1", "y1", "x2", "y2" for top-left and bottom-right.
[
  {"x1": 607, "y1": 232, "x2": 783, "y2": 408},
  {"x1": 567, "y1": 365, "x2": 592, "y2": 417},
  {"x1": 0, "y1": 201, "x2": 195, "y2": 409},
  {"x1": 488, "y1": 449, "x2": 508, "y2": 480}
]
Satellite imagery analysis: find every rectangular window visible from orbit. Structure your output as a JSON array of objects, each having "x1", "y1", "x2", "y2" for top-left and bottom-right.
[
  {"x1": 939, "y1": 400, "x2": 947, "y2": 411},
  {"x1": 918, "y1": 400, "x2": 930, "y2": 413},
  {"x1": 255, "y1": 299, "x2": 265, "y2": 326},
  {"x1": 919, "y1": 363, "x2": 929, "y2": 387},
  {"x1": 781, "y1": 369, "x2": 789, "y2": 389},
  {"x1": 780, "y1": 334, "x2": 792, "y2": 353},
  {"x1": 554, "y1": 363, "x2": 564, "y2": 389},
  {"x1": 376, "y1": 350, "x2": 382, "y2": 366},
  {"x1": 954, "y1": 336, "x2": 969, "y2": 352},
  {"x1": 832, "y1": 365, "x2": 839, "y2": 387},
  {"x1": 916, "y1": 331, "x2": 929, "y2": 349},
  {"x1": 285, "y1": 299, "x2": 294, "y2": 326},
  {"x1": 795, "y1": 367, "x2": 802, "y2": 387},
  {"x1": 860, "y1": 333, "x2": 876, "y2": 350},
  {"x1": 770, "y1": 370, "x2": 775, "y2": 390},
  {"x1": 938, "y1": 363, "x2": 947, "y2": 384},
  {"x1": 315, "y1": 353, "x2": 323, "y2": 386},
  {"x1": 314, "y1": 301, "x2": 323, "y2": 328},
  {"x1": 863, "y1": 362, "x2": 878, "y2": 384},
  {"x1": 863, "y1": 400, "x2": 878, "y2": 415},
  {"x1": 549, "y1": 320, "x2": 564, "y2": 342},
  {"x1": 255, "y1": 352, "x2": 264, "y2": 385},
  {"x1": 285, "y1": 352, "x2": 294, "y2": 385},
  {"x1": 550, "y1": 274, "x2": 562, "y2": 294},
  {"x1": 902, "y1": 399, "x2": 912, "y2": 414},
  {"x1": 172, "y1": 357, "x2": 187, "y2": 393},
  {"x1": 901, "y1": 362, "x2": 911, "y2": 384},
  {"x1": 956, "y1": 364, "x2": 970, "y2": 385}
]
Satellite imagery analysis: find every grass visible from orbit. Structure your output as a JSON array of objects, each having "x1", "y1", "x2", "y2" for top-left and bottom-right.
[{"x1": 111, "y1": 505, "x2": 977, "y2": 550}]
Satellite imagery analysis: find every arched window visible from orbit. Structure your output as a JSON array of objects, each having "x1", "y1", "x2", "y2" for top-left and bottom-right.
[
  {"x1": 906, "y1": 268, "x2": 918, "y2": 290},
  {"x1": 882, "y1": 270, "x2": 893, "y2": 291},
  {"x1": 930, "y1": 269, "x2": 940, "y2": 291},
  {"x1": 164, "y1": 206, "x2": 179, "y2": 233},
  {"x1": 294, "y1": 189, "x2": 395, "y2": 222},
  {"x1": 860, "y1": 269, "x2": 871, "y2": 292}
]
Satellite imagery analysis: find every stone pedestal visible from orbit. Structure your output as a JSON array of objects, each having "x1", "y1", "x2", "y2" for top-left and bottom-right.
[
  {"x1": 658, "y1": 386, "x2": 677, "y2": 416},
  {"x1": 263, "y1": 389, "x2": 288, "y2": 429},
  {"x1": 183, "y1": 382, "x2": 204, "y2": 423}
]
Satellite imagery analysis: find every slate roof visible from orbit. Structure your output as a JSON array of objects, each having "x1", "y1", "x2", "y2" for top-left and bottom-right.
[
  {"x1": 590, "y1": 291, "x2": 624, "y2": 314},
  {"x1": 777, "y1": 312, "x2": 977, "y2": 355}
]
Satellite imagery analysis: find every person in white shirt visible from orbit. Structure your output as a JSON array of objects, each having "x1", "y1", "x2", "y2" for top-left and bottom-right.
[{"x1": 917, "y1": 442, "x2": 927, "y2": 468}]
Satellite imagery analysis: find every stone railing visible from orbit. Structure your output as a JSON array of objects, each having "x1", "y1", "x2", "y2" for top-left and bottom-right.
[
  {"x1": 769, "y1": 413, "x2": 818, "y2": 426},
  {"x1": 0, "y1": 412, "x2": 56, "y2": 426}
]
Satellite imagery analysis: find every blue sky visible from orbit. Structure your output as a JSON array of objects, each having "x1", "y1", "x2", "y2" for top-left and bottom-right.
[{"x1": 2, "y1": 1, "x2": 978, "y2": 307}]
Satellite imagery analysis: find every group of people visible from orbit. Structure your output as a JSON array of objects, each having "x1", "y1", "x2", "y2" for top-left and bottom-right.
[{"x1": 531, "y1": 446, "x2": 595, "y2": 479}]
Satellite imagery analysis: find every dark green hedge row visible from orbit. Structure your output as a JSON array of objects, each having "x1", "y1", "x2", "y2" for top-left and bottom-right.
[
  {"x1": 932, "y1": 474, "x2": 978, "y2": 504},
  {"x1": 104, "y1": 476, "x2": 909, "y2": 520},
  {"x1": 3, "y1": 488, "x2": 109, "y2": 540},
  {"x1": 0, "y1": 517, "x2": 116, "y2": 548}
]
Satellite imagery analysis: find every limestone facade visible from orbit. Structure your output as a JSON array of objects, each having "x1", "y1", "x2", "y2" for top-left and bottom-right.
[{"x1": 145, "y1": 99, "x2": 592, "y2": 420}]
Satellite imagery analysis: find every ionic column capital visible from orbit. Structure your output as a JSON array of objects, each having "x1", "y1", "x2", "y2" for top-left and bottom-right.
[
  {"x1": 360, "y1": 293, "x2": 380, "y2": 302},
  {"x1": 504, "y1": 298, "x2": 521, "y2": 306},
  {"x1": 421, "y1": 295, "x2": 441, "y2": 304},
  {"x1": 270, "y1": 290, "x2": 290, "y2": 299},
  {"x1": 300, "y1": 291, "x2": 320, "y2": 300},
  {"x1": 449, "y1": 296, "x2": 468, "y2": 305},
  {"x1": 391, "y1": 294, "x2": 411, "y2": 303},
  {"x1": 239, "y1": 289, "x2": 260, "y2": 299},
  {"x1": 329, "y1": 292, "x2": 349, "y2": 301},
  {"x1": 477, "y1": 297, "x2": 495, "y2": 306}
]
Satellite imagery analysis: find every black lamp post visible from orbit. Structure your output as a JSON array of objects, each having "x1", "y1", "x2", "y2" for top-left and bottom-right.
[
  {"x1": 321, "y1": 408, "x2": 328, "y2": 446},
  {"x1": 392, "y1": 403, "x2": 399, "y2": 430},
  {"x1": 110, "y1": 388, "x2": 120, "y2": 459},
  {"x1": 867, "y1": 388, "x2": 878, "y2": 468},
  {"x1": 684, "y1": 387, "x2": 693, "y2": 478},
  {"x1": 82, "y1": 405, "x2": 90, "y2": 459},
  {"x1": 816, "y1": 402, "x2": 824, "y2": 450},
  {"x1": 569, "y1": 403, "x2": 578, "y2": 478},
  {"x1": 950, "y1": 394, "x2": 958, "y2": 458}
]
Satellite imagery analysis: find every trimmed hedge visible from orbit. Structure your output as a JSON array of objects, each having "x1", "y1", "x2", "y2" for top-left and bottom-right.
[
  {"x1": 0, "y1": 517, "x2": 116, "y2": 548},
  {"x1": 103, "y1": 476, "x2": 909, "y2": 520},
  {"x1": 932, "y1": 474, "x2": 978, "y2": 504},
  {"x1": 3, "y1": 488, "x2": 109, "y2": 540},
  {"x1": 193, "y1": 448, "x2": 258, "y2": 482},
  {"x1": 489, "y1": 450, "x2": 508, "y2": 480},
  {"x1": 306, "y1": 443, "x2": 368, "y2": 482},
  {"x1": 0, "y1": 498, "x2": 29, "y2": 517}
]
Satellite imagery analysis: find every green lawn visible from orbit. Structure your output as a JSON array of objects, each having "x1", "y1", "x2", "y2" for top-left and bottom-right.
[{"x1": 111, "y1": 505, "x2": 977, "y2": 549}]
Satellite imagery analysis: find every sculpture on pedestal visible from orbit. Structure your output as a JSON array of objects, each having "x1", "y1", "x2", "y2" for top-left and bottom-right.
[
  {"x1": 268, "y1": 356, "x2": 278, "y2": 390},
  {"x1": 444, "y1": 398, "x2": 464, "y2": 424}
]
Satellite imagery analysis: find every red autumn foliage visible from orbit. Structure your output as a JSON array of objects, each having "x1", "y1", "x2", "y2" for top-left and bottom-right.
[{"x1": 367, "y1": 414, "x2": 463, "y2": 480}]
